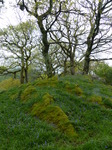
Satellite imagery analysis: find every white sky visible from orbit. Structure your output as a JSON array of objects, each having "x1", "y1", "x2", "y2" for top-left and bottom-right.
[{"x1": 0, "y1": 0, "x2": 30, "y2": 28}]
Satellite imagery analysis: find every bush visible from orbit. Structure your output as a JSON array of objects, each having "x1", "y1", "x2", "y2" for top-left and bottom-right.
[{"x1": 94, "y1": 62, "x2": 112, "y2": 84}]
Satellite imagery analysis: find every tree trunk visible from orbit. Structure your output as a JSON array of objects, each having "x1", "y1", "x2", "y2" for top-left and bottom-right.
[
  {"x1": 83, "y1": 48, "x2": 91, "y2": 74},
  {"x1": 20, "y1": 66, "x2": 24, "y2": 84},
  {"x1": 64, "y1": 58, "x2": 67, "y2": 75},
  {"x1": 13, "y1": 72, "x2": 16, "y2": 79},
  {"x1": 20, "y1": 49, "x2": 25, "y2": 84},
  {"x1": 43, "y1": 51, "x2": 53, "y2": 77},
  {"x1": 25, "y1": 69, "x2": 28, "y2": 83},
  {"x1": 38, "y1": 19, "x2": 53, "y2": 78},
  {"x1": 25, "y1": 60, "x2": 28, "y2": 83},
  {"x1": 70, "y1": 56, "x2": 75, "y2": 75}
]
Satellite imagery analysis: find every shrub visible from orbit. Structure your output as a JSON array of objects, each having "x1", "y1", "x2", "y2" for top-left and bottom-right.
[
  {"x1": 102, "y1": 97, "x2": 112, "y2": 109},
  {"x1": 31, "y1": 93, "x2": 77, "y2": 137},
  {"x1": 94, "y1": 62, "x2": 112, "y2": 84}
]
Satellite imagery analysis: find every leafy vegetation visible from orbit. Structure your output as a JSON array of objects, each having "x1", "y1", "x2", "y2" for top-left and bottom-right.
[
  {"x1": 94, "y1": 62, "x2": 112, "y2": 85},
  {"x1": 0, "y1": 75, "x2": 112, "y2": 149}
]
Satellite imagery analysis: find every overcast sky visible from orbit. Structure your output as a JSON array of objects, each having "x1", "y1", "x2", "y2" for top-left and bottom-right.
[{"x1": 0, "y1": 0, "x2": 29, "y2": 28}]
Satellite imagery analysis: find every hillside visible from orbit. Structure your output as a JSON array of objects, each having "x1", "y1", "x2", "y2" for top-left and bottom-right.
[{"x1": 0, "y1": 75, "x2": 112, "y2": 150}]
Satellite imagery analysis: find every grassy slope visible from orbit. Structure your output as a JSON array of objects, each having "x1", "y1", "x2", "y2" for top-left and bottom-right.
[{"x1": 0, "y1": 75, "x2": 112, "y2": 150}]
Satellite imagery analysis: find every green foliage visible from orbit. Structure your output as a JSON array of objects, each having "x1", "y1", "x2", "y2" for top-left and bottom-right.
[
  {"x1": 31, "y1": 93, "x2": 77, "y2": 137},
  {"x1": 0, "y1": 78, "x2": 20, "y2": 91},
  {"x1": 0, "y1": 66, "x2": 7, "y2": 74},
  {"x1": 94, "y1": 62, "x2": 112, "y2": 84},
  {"x1": 102, "y1": 97, "x2": 112, "y2": 109}
]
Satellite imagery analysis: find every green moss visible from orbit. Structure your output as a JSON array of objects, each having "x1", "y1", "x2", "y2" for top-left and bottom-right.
[
  {"x1": 65, "y1": 82, "x2": 83, "y2": 96},
  {"x1": 31, "y1": 93, "x2": 77, "y2": 137},
  {"x1": 35, "y1": 76, "x2": 58, "y2": 87},
  {"x1": 0, "y1": 78, "x2": 20, "y2": 90},
  {"x1": 21, "y1": 85, "x2": 37, "y2": 102},
  {"x1": 88, "y1": 95, "x2": 103, "y2": 105},
  {"x1": 10, "y1": 93, "x2": 19, "y2": 100},
  {"x1": 73, "y1": 86, "x2": 83, "y2": 96}
]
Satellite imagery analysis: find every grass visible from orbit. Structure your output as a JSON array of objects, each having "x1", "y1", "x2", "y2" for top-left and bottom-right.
[{"x1": 0, "y1": 75, "x2": 112, "y2": 149}]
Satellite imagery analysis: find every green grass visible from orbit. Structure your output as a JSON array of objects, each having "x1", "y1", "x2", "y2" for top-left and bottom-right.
[{"x1": 0, "y1": 75, "x2": 112, "y2": 149}]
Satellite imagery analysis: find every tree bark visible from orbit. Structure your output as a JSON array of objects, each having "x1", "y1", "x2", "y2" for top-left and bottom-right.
[
  {"x1": 25, "y1": 60, "x2": 28, "y2": 83},
  {"x1": 70, "y1": 55, "x2": 75, "y2": 75},
  {"x1": 83, "y1": 52, "x2": 90, "y2": 74},
  {"x1": 64, "y1": 58, "x2": 67, "y2": 75},
  {"x1": 20, "y1": 49, "x2": 25, "y2": 84},
  {"x1": 43, "y1": 51, "x2": 53, "y2": 77},
  {"x1": 38, "y1": 18, "x2": 53, "y2": 77}
]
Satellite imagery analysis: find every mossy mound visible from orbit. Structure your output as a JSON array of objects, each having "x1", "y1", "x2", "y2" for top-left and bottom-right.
[
  {"x1": 35, "y1": 76, "x2": 58, "y2": 87},
  {"x1": 65, "y1": 81, "x2": 83, "y2": 96},
  {"x1": 0, "y1": 78, "x2": 20, "y2": 90},
  {"x1": 31, "y1": 93, "x2": 77, "y2": 137},
  {"x1": 21, "y1": 85, "x2": 37, "y2": 102},
  {"x1": 88, "y1": 95, "x2": 103, "y2": 105}
]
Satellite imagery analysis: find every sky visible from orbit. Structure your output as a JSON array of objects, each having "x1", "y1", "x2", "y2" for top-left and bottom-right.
[{"x1": 0, "y1": 0, "x2": 29, "y2": 28}]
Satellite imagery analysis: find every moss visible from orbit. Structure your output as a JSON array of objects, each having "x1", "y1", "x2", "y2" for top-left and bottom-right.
[
  {"x1": 35, "y1": 76, "x2": 58, "y2": 87},
  {"x1": 0, "y1": 78, "x2": 20, "y2": 90},
  {"x1": 65, "y1": 82, "x2": 83, "y2": 96},
  {"x1": 88, "y1": 95, "x2": 103, "y2": 105},
  {"x1": 73, "y1": 86, "x2": 83, "y2": 96},
  {"x1": 10, "y1": 93, "x2": 19, "y2": 100},
  {"x1": 31, "y1": 93, "x2": 77, "y2": 137},
  {"x1": 21, "y1": 85, "x2": 37, "y2": 102}
]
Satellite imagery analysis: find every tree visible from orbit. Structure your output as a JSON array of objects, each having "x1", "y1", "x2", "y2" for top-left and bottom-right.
[
  {"x1": 17, "y1": 0, "x2": 63, "y2": 77},
  {"x1": 0, "y1": 20, "x2": 37, "y2": 84},
  {"x1": 50, "y1": 11, "x2": 86, "y2": 75},
  {"x1": 77, "y1": 0, "x2": 112, "y2": 74}
]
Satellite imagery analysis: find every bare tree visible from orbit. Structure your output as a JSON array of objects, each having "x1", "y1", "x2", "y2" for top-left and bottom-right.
[
  {"x1": 77, "y1": 0, "x2": 112, "y2": 74},
  {"x1": 0, "y1": 20, "x2": 37, "y2": 83},
  {"x1": 17, "y1": 0, "x2": 64, "y2": 77}
]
